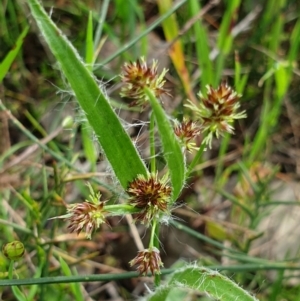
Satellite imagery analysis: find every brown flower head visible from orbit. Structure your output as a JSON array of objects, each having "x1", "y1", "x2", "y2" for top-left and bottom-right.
[
  {"x1": 120, "y1": 57, "x2": 169, "y2": 108},
  {"x1": 51, "y1": 183, "x2": 107, "y2": 239},
  {"x1": 127, "y1": 173, "x2": 171, "y2": 224},
  {"x1": 65, "y1": 201, "x2": 107, "y2": 239},
  {"x1": 174, "y1": 118, "x2": 201, "y2": 152},
  {"x1": 130, "y1": 247, "x2": 163, "y2": 275},
  {"x1": 185, "y1": 82, "x2": 246, "y2": 147}
]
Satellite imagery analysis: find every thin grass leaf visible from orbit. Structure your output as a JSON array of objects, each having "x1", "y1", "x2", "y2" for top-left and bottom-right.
[
  {"x1": 248, "y1": 0, "x2": 285, "y2": 162},
  {"x1": 217, "y1": 0, "x2": 241, "y2": 54},
  {"x1": 0, "y1": 25, "x2": 29, "y2": 82},
  {"x1": 145, "y1": 88, "x2": 185, "y2": 202},
  {"x1": 27, "y1": 266, "x2": 42, "y2": 301},
  {"x1": 8, "y1": 262, "x2": 27, "y2": 301},
  {"x1": 81, "y1": 11, "x2": 98, "y2": 166},
  {"x1": 234, "y1": 51, "x2": 249, "y2": 94},
  {"x1": 187, "y1": 0, "x2": 213, "y2": 91},
  {"x1": 214, "y1": 0, "x2": 241, "y2": 85},
  {"x1": 94, "y1": 0, "x2": 109, "y2": 55},
  {"x1": 85, "y1": 11, "x2": 94, "y2": 68},
  {"x1": 26, "y1": 0, "x2": 147, "y2": 189},
  {"x1": 96, "y1": 0, "x2": 187, "y2": 67},
  {"x1": 156, "y1": 0, "x2": 196, "y2": 102},
  {"x1": 59, "y1": 257, "x2": 84, "y2": 301}
]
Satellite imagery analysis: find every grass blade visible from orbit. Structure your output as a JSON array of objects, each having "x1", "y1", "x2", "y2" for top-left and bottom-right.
[
  {"x1": 81, "y1": 10, "x2": 97, "y2": 166},
  {"x1": 157, "y1": 0, "x2": 195, "y2": 102},
  {"x1": 0, "y1": 25, "x2": 29, "y2": 82}
]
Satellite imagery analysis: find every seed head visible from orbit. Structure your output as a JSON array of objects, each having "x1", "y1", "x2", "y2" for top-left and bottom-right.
[
  {"x1": 129, "y1": 247, "x2": 163, "y2": 275},
  {"x1": 127, "y1": 173, "x2": 171, "y2": 224},
  {"x1": 174, "y1": 118, "x2": 201, "y2": 152},
  {"x1": 120, "y1": 57, "x2": 169, "y2": 108},
  {"x1": 185, "y1": 82, "x2": 246, "y2": 147}
]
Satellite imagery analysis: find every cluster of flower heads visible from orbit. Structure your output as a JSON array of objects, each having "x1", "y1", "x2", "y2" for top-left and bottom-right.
[
  {"x1": 126, "y1": 172, "x2": 170, "y2": 275},
  {"x1": 56, "y1": 58, "x2": 247, "y2": 277},
  {"x1": 56, "y1": 173, "x2": 169, "y2": 275},
  {"x1": 120, "y1": 58, "x2": 246, "y2": 149}
]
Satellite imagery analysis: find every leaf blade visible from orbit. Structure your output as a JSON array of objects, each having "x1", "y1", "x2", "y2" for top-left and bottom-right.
[
  {"x1": 26, "y1": 0, "x2": 147, "y2": 188},
  {"x1": 145, "y1": 88, "x2": 185, "y2": 202}
]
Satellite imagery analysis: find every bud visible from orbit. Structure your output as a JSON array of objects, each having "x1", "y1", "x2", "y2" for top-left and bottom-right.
[
  {"x1": 62, "y1": 116, "x2": 74, "y2": 129},
  {"x1": 3, "y1": 241, "x2": 25, "y2": 261}
]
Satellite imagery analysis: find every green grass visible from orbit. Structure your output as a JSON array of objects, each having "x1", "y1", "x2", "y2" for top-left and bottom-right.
[{"x1": 1, "y1": 0, "x2": 300, "y2": 300}]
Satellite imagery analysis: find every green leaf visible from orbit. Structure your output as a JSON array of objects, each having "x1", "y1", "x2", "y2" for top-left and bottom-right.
[
  {"x1": 26, "y1": 0, "x2": 147, "y2": 189},
  {"x1": 146, "y1": 265, "x2": 259, "y2": 301},
  {"x1": 0, "y1": 25, "x2": 29, "y2": 82},
  {"x1": 145, "y1": 88, "x2": 185, "y2": 202}
]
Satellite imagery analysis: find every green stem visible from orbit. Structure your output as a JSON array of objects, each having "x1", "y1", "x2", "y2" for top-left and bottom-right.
[
  {"x1": 149, "y1": 219, "x2": 157, "y2": 249},
  {"x1": 149, "y1": 112, "x2": 156, "y2": 173},
  {"x1": 148, "y1": 219, "x2": 161, "y2": 286},
  {"x1": 8, "y1": 261, "x2": 14, "y2": 279},
  {"x1": 154, "y1": 220, "x2": 161, "y2": 287},
  {"x1": 186, "y1": 139, "x2": 207, "y2": 177},
  {"x1": 0, "y1": 269, "x2": 175, "y2": 287},
  {"x1": 105, "y1": 204, "x2": 139, "y2": 215}
]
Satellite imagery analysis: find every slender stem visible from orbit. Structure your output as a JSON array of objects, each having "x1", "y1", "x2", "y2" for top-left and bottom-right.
[
  {"x1": 0, "y1": 219, "x2": 33, "y2": 236},
  {"x1": 149, "y1": 219, "x2": 157, "y2": 249},
  {"x1": 105, "y1": 204, "x2": 139, "y2": 215},
  {"x1": 8, "y1": 261, "x2": 14, "y2": 279},
  {"x1": 149, "y1": 219, "x2": 161, "y2": 286},
  {"x1": 149, "y1": 112, "x2": 156, "y2": 173},
  {"x1": 153, "y1": 220, "x2": 161, "y2": 287},
  {"x1": 186, "y1": 139, "x2": 207, "y2": 177},
  {"x1": 216, "y1": 187, "x2": 254, "y2": 219},
  {"x1": 0, "y1": 269, "x2": 175, "y2": 287},
  {"x1": 93, "y1": 0, "x2": 110, "y2": 54},
  {"x1": 2, "y1": 262, "x2": 300, "y2": 287}
]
